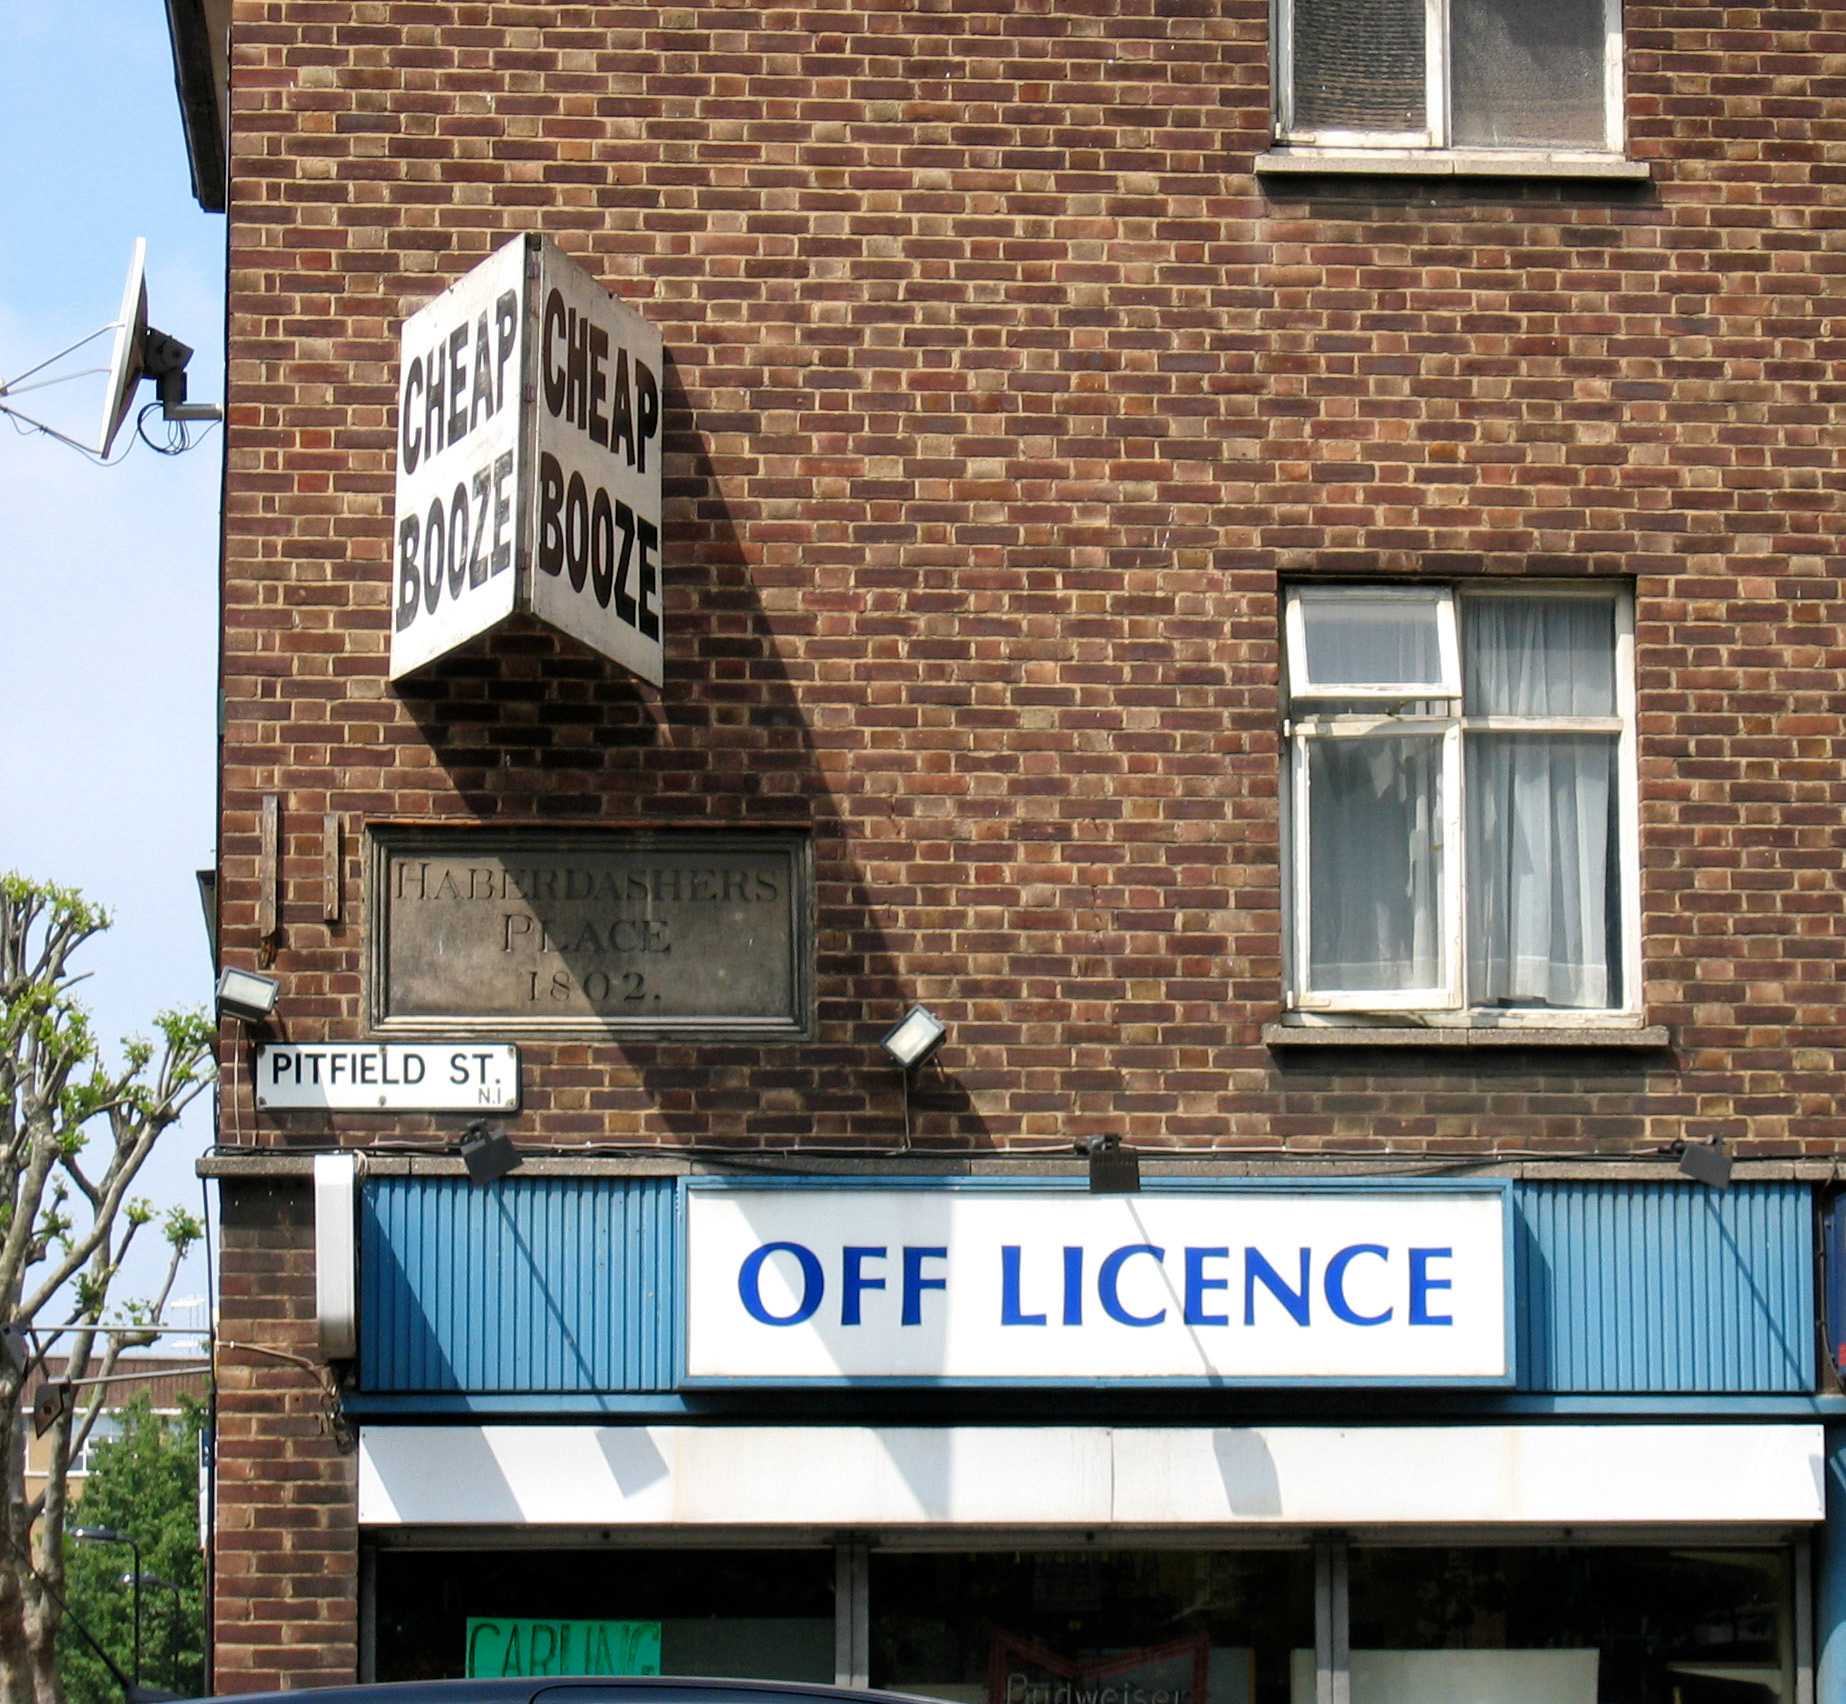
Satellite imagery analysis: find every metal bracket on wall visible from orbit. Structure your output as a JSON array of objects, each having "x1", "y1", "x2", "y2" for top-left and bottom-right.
[
  {"x1": 323, "y1": 813, "x2": 342, "y2": 924},
  {"x1": 257, "y1": 793, "x2": 280, "y2": 966}
]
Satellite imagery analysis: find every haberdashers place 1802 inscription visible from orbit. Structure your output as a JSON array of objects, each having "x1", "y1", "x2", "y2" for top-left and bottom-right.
[
  {"x1": 369, "y1": 831, "x2": 810, "y2": 1038},
  {"x1": 390, "y1": 233, "x2": 665, "y2": 688}
]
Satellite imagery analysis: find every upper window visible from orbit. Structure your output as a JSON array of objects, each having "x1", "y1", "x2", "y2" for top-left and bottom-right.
[
  {"x1": 1282, "y1": 584, "x2": 1638, "y2": 1022},
  {"x1": 1277, "y1": 0, "x2": 1623, "y2": 155}
]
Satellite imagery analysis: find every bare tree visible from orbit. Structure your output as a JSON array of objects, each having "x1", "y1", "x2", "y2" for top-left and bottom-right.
[{"x1": 0, "y1": 875, "x2": 212, "y2": 1704}]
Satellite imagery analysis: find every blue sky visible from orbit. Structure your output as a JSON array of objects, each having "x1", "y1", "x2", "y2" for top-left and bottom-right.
[{"x1": 1, "y1": 4, "x2": 225, "y2": 1322}]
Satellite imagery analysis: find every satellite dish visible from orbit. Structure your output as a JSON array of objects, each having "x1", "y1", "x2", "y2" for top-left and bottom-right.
[{"x1": 97, "y1": 239, "x2": 149, "y2": 458}]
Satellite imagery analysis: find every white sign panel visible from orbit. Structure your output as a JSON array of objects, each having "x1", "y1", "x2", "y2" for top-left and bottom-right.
[
  {"x1": 392, "y1": 236, "x2": 526, "y2": 676},
  {"x1": 390, "y1": 234, "x2": 664, "y2": 685},
  {"x1": 528, "y1": 240, "x2": 664, "y2": 686},
  {"x1": 255, "y1": 1043, "x2": 519, "y2": 1112},
  {"x1": 684, "y1": 1185, "x2": 1510, "y2": 1384}
]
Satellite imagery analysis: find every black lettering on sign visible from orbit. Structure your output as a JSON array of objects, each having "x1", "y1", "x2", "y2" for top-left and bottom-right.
[
  {"x1": 613, "y1": 497, "x2": 637, "y2": 625},
  {"x1": 637, "y1": 359, "x2": 659, "y2": 473},
  {"x1": 423, "y1": 341, "x2": 445, "y2": 458},
  {"x1": 446, "y1": 324, "x2": 469, "y2": 446},
  {"x1": 470, "y1": 312, "x2": 496, "y2": 432},
  {"x1": 611, "y1": 348, "x2": 634, "y2": 468},
  {"x1": 401, "y1": 355, "x2": 424, "y2": 474},
  {"x1": 492, "y1": 450, "x2": 515, "y2": 575},
  {"x1": 636, "y1": 516, "x2": 660, "y2": 640},
  {"x1": 446, "y1": 482, "x2": 468, "y2": 600},
  {"x1": 542, "y1": 289, "x2": 567, "y2": 418},
  {"x1": 591, "y1": 488, "x2": 616, "y2": 609},
  {"x1": 495, "y1": 290, "x2": 519, "y2": 411},
  {"x1": 588, "y1": 321, "x2": 610, "y2": 449},
  {"x1": 469, "y1": 465, "x2": 492, "y2": 587},
  {"x1": 537, "y1": 452, "x2": 564, "y2": 576},
  {"x1": 423, "y1": 497, "x2": 446, "y2": 615},
  {"x1": 565, "y1": 470, "x2": 590, "y2": 593},
  {"x1": 397, "y1": 514, "x2": 421, "y2": 630}
]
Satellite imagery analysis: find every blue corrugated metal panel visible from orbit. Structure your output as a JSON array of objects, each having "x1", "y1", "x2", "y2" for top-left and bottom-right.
[
  {"x1": 359, "y1": 1175, "x2": 677, "y2": 1393},
  {"x1": 1515, "y1": 1181, "x2": 1812, "y2": 1394},
  {"x1": 359, "y1": 1175, "x2": 1814, "y2": 1398}
]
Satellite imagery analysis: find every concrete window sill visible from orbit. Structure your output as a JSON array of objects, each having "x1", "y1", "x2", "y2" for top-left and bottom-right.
[
  {"x1": 1264, "y1": 1023, "x2": 1671, "y2": 1051},
  {"x1": 1255, "y1": 148, "x2": 1651, "y2": 183}
]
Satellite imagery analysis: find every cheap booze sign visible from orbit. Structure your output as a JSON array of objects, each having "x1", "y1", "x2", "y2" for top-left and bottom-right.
[{"x1": 391, "y1": 234, "x2": 664, "y2": 686}]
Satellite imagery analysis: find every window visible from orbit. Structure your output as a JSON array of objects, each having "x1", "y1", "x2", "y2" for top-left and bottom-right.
[
  {"x1": 1282, "y1": 584, "x2": 1637, "y2": 1022},
  {"x1": 1347, "y1": 1543, "x2": 1797, "y2": 1701},
  {"x1": 1276, "y1": 0, "x2": 1623, "y2": 155},
  {"x1": 68, "y1": 1411, "x2": 123, "y2": 1477}
]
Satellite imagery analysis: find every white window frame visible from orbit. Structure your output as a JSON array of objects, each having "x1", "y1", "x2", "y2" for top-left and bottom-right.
[
  {"x1": 1274, "y1": 0, "x2": 1626, "y2": 157},
  {"x1": 1282, "y1": 582, "x2": 1640, "y2": 1027}
]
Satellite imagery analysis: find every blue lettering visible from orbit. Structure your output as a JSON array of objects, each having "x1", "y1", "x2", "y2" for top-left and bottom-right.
[
  {"x1": 1099, "y1": 1244, "x2": 1166, "y2": 1327},
  {"x1": 1062, "y1": 1246, "x2": 1084, "y2": 1325},
  {"x1": 1409, "y1": 1246, "x2": 1454, "y2": 1325},
  {"x1": 1183, "y1": 1246, "x2": 1229, "y2": 1326},
  {"x1": 1001, "y1": 1245, "x2": 1046, "y2": 1326},
  {"x1": 738, "y1": 1241, "x2": 823, "y2": 1326},
  {"x1": 1245, "y1": 1247, "x2": 1312, "y2": 1327},
  {"x1": 1325, "y1": 1244, "x2": 1392, "y2": 1326},
  {"x1": 902, "y1": 1245, "x2": 948, "y2": 1326},
  {"x1": 841, "y1": 1245, "x2": 886, "y2": 1326}
]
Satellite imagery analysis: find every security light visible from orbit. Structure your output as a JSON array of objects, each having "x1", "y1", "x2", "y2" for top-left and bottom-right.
[
  {"x1": 881, "y1": 1004, "x2": 946, "y2": 1072},
  {"x1": 215, "y1": 966, "x2": 280, "y2": 1025},
  {"x1": 460, "y1": 1120, "x2": 521, "y2": 1185},
  {"x1": 1677, "y1": 1138, "x2": 1733, "y2": 1191},
  {"x1": 1086, "y1": 1134, "x2": 1141, "y2": 1195}
]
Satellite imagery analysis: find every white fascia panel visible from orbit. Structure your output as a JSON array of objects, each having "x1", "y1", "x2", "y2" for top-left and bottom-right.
[
  {"x1": 358, "y1": 1423, "x2": 1822, "y2": 1530},
  {"x1": 1112, "y1": 1424, "x2": 1824, "y2": 1527},
  {"x1": 312, "y1": 1153, "x2": 357, "y2": 1360}
]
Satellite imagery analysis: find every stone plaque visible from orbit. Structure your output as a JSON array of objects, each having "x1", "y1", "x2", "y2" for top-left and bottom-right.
[{"x1": 369, "y1": 830, "x2": 810, "y2": 1038}]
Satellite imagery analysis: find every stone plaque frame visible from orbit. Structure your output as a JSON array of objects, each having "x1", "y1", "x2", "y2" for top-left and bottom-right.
[{"x1": 366, "y1": 826, "x2": 813, "y2": 1041}]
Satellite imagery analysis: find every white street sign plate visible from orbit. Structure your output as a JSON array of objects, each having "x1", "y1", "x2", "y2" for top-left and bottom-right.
[{"x1": 255, "y1": 1043, "x2": 520, "y2": 1112}]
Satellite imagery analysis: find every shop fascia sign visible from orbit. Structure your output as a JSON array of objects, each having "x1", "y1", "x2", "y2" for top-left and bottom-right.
[
  {"x1": 683, "y1": 1181, "x2": 1513, "y2": 1385},
  {"x1": 255, "y1": 1042, "x2": 518, "y2": 1112},
  {"x1": 390, "y1": 233, "x2": 664, "y2": 686}
]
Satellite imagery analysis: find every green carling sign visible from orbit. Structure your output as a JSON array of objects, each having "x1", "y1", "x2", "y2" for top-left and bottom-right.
[{"x1": 465, "y1": 1618, "x2": 662, "y2": 1678}]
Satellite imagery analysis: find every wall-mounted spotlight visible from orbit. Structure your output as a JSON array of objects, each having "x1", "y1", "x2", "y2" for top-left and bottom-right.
[
  {"x1": 1677, "y1": 1138, "x2": 1733, "y2": 1191},
  {"x1": 215, "y1": 965, "x2": 280, "y2": 1025},
  {"x1": 881, "y1": 1004, "x2": 946, "y2": 1073},
  {"x1": 460, "y1": 1119, "x2": 521, "y2": 1185},
  {"x1": 1086, "y1": 1134, "x2": 1141, "y2": 1195}
]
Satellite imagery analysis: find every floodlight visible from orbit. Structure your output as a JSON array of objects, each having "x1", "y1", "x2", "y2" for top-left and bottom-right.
[
  {"x1": 216, "y1": 966, "x2": 280, "y2": 1025},
  {"x1": 1677, "y1": 1139, "x2": 1733, "y2": 1191},
  {"x1": 881, "y1": 1004, "x2": 946, "y2": 1072},
  {"x1": 460, "y1": 1120, "x2": 521, "y2": 1185},
  {"x1": 1086, "y1": 1134, "x2": 1141, "y2": 1195}
]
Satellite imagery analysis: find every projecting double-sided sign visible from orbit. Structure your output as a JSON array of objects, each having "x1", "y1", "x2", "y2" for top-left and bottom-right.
[{"x1": 391, "y1": 234, "x2": 664, "y2": 686}]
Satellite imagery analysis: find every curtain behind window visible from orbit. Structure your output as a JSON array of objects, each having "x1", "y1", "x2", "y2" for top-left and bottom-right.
[{"x1": 1463, "y1": 599, "x2": 1617, "y2": 1009}]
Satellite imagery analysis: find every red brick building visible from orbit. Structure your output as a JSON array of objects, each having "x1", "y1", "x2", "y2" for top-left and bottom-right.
[{"x1": 169, "y1": 4, "x2": 1846, "y2": 1699}]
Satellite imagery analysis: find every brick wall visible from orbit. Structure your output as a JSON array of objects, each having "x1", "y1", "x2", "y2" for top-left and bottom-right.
[
  {"x1": 213, "y1": 1180, "x2": 357, "y2": 1691},
  {"x1": 211, "y1": 7, "x2": 1845, "y2": 1670}
]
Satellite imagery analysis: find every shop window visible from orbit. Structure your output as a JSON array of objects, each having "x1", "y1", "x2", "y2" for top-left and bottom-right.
[
  {"x1": 1346, "y1": 1544, "x2": 1795, "y2": 1702},
  {"x1": 370, "y1": 1546, "x2": 835, "y2": 1684},
  {"x1": 1276, "y1": 0, "x2": 1623, "y2": 156},
  {"x1": 1281, "y1": 584, "x2": 1638, "y2": 1025},
  {"x1": 869, "y1": 1548, "x2": 1315, "y2": 1704}
]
